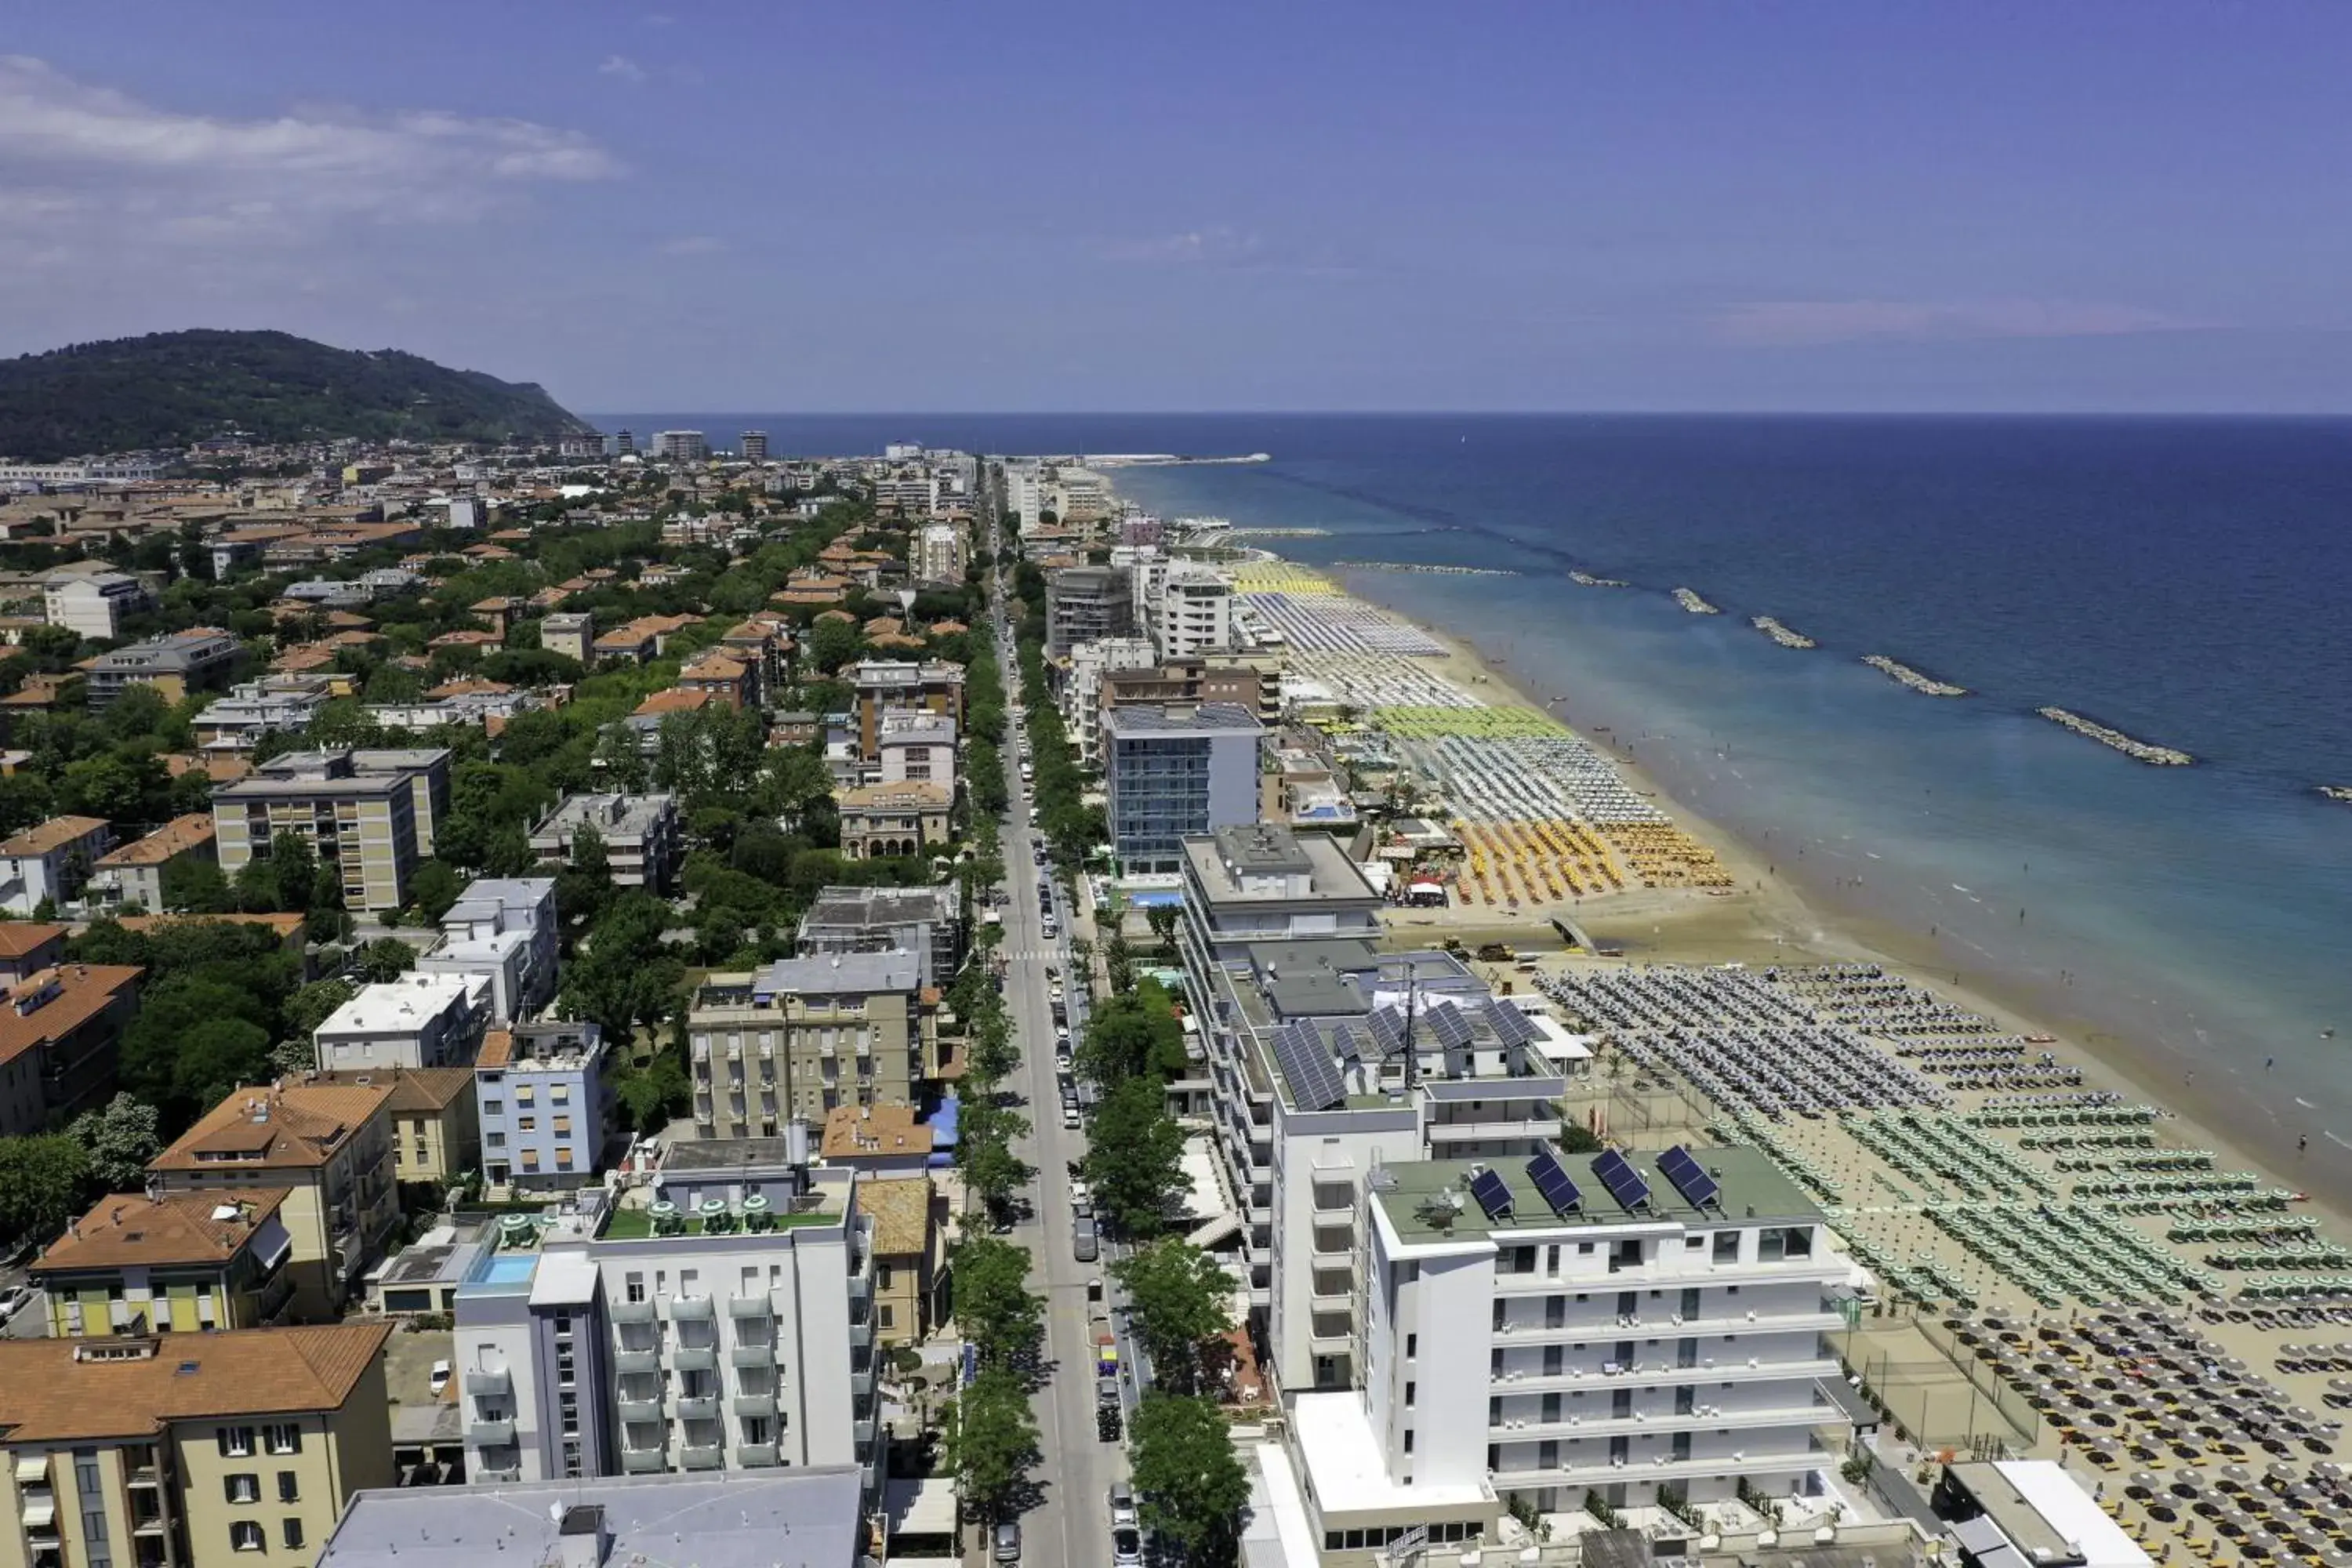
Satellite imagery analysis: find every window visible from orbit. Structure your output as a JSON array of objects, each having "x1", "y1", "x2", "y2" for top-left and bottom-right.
[
  {"x1": 486, "y1": 1131, "x2": 506, "y2": 1148},
  {"x1": 626, "y1": 1272, "x2": 647, "y2": 1304},
  {"x1": 879, "y1": 1305, "x2": 895, "y2": 1327},
  {"x1": 224, "y1": 1474, "x2": 260, "y2": 1504},
  {"x1": 517, "y1": 1116, "x2": 536, "y2": 1133},
  {"x1": 283, "y1": 1519, "x2": 305, "y2": 1550},
  {"x1": 218, "y1": 1426, "x2": 256, "y2": 1457},
  {"x1": 877, "y1": 1264, "x2": 894, "y2": 1289},
  {"x1": 1406, "y1": 1334, "x2": 1418, "y2": 1359},
  {"x1": 277, "y1": 1472, "x2": 299, "y2": 1503},
  {"x1": 551, "y1": 1083, "x2": 571, "y2": 1103},
  {"x1": 1403, "y1": 1429, "x2": 1415, "y2": 1454},
  {"x1": 515, "y1": 1084, "x2": 535, "y2": 1104},
  {"x1": 264, "y1": 1424, "x2": 302, "y2": 1455},
  {"x1": 1405, "y1": 1381, "x2": 1416, "y2": 1408},
  {"x1": 553, "y1": 1115, "x2": 572, "y2": 1134},
  {"x1": 483, "y1": 1100, "x2": 503, "y2": 1117},
  {"x1": 1713, "y1": 1231, "x2": 1740, "y2": 1264},
  {"x1": 230, "y1": 1521, "x2": 265, "y2": 1552},
  {"x1": 556, "y1": 1148, "x2": 575, "y2": 1170}
]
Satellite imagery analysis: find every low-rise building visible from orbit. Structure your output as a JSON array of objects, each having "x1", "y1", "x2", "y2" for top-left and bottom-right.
[
  {"x1": 318, "y1": 1468, "x2": 866, "y2": 1568},
  {"x1": 0, "y1": 963, "x2": 143, "y2": 1137},
  {"x1": 817, "y1": 1101, "x2": 935, "y2": 1177},
  {"x1": 313, "y1": 1066, "x2": 480, "y2": 1190},
  {"x1": 793, "y1": 884, "x2": 963, "y2": 986},
  {"x1": 850, "y1": 1173, "x2": 941, "y2": 1348},
  {"x1": 539, "y1": 610, "x2": 593, "y2": 663},
  {"x1": 848, "y1": 659, "x2": 964, "y2": 761},
  {"x1": 528, "y1": 793, "x2": 681, "y2": 891},
  {"x1": 688, "y1": 955, "x2": 941, "y2": 1137},
  {"x1": 311, "y1": 972, "x2": 490, "y2": 1072},
  {"x1": 89, "y1": 813, "x2": 216, "y2": 913},
  {"x1": 81, "y1": 626, "x2": 241, "y2": 708},
  {"x1": 190, "y1": 675, "x2": 333, "y2": 750},
  {"x1": 40, "y1": 568, "x2": 147, "y2": 640},
  {"x1": 474, "y1": 1020, "x2": 611, "y2": 1189},
  {"x1": 876, "y1": 712, "x2": 956, "y2": 791},
  {"x1": 0, "y1": 921, "x2": 67, "y2": 985},
  {"x1": 835, "y1": 781, "x2": 951, "y2": 860},
  {"x1": 31, "y1": 1189, "x2": 299, "y2": 1336},
  {"x1": 0, "y1": 1323, "x2": 397, "y2": 1568},
  {"x1": 0, "y1": 815, "x2": 112, "y2": 914},
  {"x1": 147, "y1": 1078, "x2": 400, "y2": 1319},
  {"x1": 415, "y1": 876, "x2": 558, "y2": 1025}
]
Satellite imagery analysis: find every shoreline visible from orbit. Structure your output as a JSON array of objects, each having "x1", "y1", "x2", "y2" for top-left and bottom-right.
[{"x1": 1313, "y1": 564, "x2": 2352, "y2": 1236}]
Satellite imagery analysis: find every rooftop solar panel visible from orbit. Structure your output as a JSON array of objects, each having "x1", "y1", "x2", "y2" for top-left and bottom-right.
[
  {"x1": 1428, "y1": 1005, "x2": 1473, "y2": 1050},
  {"x1": 1660, "y1": 1145, "x2": 1721, "y2": 1210},
  {"x1": 1273, "y1": 1023, "x2": 1345, "y2": 1112},
  {"x1": 1592, "y1": 1148, "x2": 1652, "y2": 1212},
  {"x1": 1368, "y1": 1007, "x2": 1405, "y2": 1054},
  {"x1": 1469, "y1": 1168, "x2": 1515, "y2": 1221},
  {"x1": 1332, "y1": 1024, "x2": 1363, "y2": 1065},
  {"x1": 1488, "y1": 1004, "x2": 1537, "y2": 1047},
  {"x1": 1526, "y1": 1149, "x2": 1584, "y2": 1214}
]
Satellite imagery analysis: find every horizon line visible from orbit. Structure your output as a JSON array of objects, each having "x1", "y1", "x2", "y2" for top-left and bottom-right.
[{"x1": 575, "y1": 408, "x2": 2352, "y2": 421}]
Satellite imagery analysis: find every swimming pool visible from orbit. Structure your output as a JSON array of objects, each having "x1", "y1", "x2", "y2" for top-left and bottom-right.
[{"x1": 481, "y1": 1253, "x2": 538, "y2": 1286}]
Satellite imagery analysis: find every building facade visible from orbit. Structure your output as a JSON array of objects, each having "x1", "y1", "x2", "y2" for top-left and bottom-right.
[
  {"x1": 1102, "y1": 702, "x2": 1264, "y2": 874},
  {"x1": 31, "y1": 1190, "x2": 299, "y2": 1338},
  {"x1": 311, "y1": 974, "x2": 490, "y2": 1072},
  {"x1": 1157, "y1": 568, "x2": 1234, "y2": 657},
  {"x1": 415, "y1": 877, "x2": 559, "y2": 1025},
  {"x1": 0, "y1": 963, "x2": 143, "y2": 1138},
  {"x1": 81, "y1": 630, "x2": 241, "y2": 710},
  {"x1": 793, "y1": 884, "x2": 963, "y2": 987},
  {"x1": 688, "y1": 956, "x2": 939, "y2": 1138},
  {"x1": 1044, "y1": 565, "x2": 1134, "y2": 656},
  {"x1": 474, "y1": 1021, "x2": 611, "y2": 1190},
  {"x1": 211, "y1": 750, "x2": 451, "y2": 913},
  {"x1": 0, "y1": 816, "x2": 114, "y2": 916},
  {"x1": 528, "y1": 794, "x2": 681, "y2": 892}
]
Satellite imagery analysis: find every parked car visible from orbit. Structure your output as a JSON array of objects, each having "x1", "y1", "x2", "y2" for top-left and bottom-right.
[
  {"x1": 1073, "y1": 1218, "x2": 1098, "y2": 1263},
  {"x1": 1109, "y1": 1483, "x2": 1138, "y2": 1529},
  {"x1": 428, "y1": 1359, "x2": 452, "y2": 1398},
  {"x1": 994, "y1": 1523, "x2": 1022, "y2": 1564},
  {"x1": 0, "y1": 1285, "x2": 33, "y2": 1327},
  {"x1": 1113, "y1": 1526, "x2": 1143, "y2": 1567}
]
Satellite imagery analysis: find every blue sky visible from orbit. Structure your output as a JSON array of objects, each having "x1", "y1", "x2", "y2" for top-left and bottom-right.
[{"x1": 5, "y1": 2, "x2": 2349, "y2": 412}]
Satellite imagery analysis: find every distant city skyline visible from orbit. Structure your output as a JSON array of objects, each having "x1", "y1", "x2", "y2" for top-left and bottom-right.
[{"x1": 4, "y1": 2, "x2": 2350, "y2": 412}]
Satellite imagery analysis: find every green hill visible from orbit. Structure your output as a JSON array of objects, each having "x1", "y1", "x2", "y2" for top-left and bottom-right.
[{"x1": 0, "y1": 329, "x2": 596, "y2": 460}]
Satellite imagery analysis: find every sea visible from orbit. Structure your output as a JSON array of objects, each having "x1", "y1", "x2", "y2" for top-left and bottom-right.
[{"x1": 597, "y1": 413, "x2": 2352, "y2": 1170}]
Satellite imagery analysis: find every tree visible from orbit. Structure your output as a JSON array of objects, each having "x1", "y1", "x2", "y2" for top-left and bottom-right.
[
  {"x1": 1145, "y1": 902, "x2": 1180, "y2": 955},
  {"x1": 1112, "y1": 1240, "x2": 1236, "y2": 1396},
  {"x1": 949, "y1": 1236, "x2": 1043, "y2": 1369},
  {"x1": 354, "y1": 937, "x2": 419, "y2": 982},
  {"x1": 940, "y1": 1367, "x2": 1040, "y2": 1520},
  {"x1": 1130, "y1": 1392, "x2": 1251, "y2": 1563},
  {"x1": 158, "y1": 855, "x2": 233, "y2": 913},
  {"x1": 66, "y1": 1092, "x2": 162, "y2": 1192},
  {"x1": 236, "y1": 830, "x2": 318, "y2": 913},
  {"x1": 405, "y1": 859, "x2": 465, "y2": 924},
  {"x1": 1082, "y1": 1077, "x2": 1186, "y2": 1238},
  {"x1": 957, "y1": 1098, "x2": 1034, "y2": 1220},
  {"x1": 809, "y1": 617, "x2": 862, "y2": 673},
  {"x1": 282, "y1": 978, "x2": 357, "y2": 1040},
  {"x1": 612, "y1": 1049, "x2": 691, "y2": 1135},
  {"x1": 0, "y1": 1134, "x2": 91, "y2": 1245},
  {"x1": 1558, "y1": 1121, "x2": 1602, "y2": 1155}
]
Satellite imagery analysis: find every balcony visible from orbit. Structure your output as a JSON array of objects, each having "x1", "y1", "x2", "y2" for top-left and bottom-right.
[
  {"x1": 464, "y1": 1369, "x2": 512, "y2": 1398},
  {"x1": 674, "y1": 1395, "x2": 720, "y2": 1422},
  {"x1": 851, "y1": 1369, "x2": 875, "y2": 1403},
  {"x1": 731, "y1": 1342, "x2": 777, "y2": 1370},
  {"x1": 615, "y1": 1348, "x2": 661, "y2": 1377},
  {"x1": 1497, "y1": 1446, "x2": 1818, "y2": 1488},
  {"x1": 475, "y1": 1466, "x2": 521, "y2": 1484},
  {"x1": 612, "y1": 1298, "x2": 659, "y2": 1325},
  {"x1": 670, "y1": 1294, "x2": 716, "y2": 1323},
  {"x1": 619, "y1": 1397, "x2": 666, "y2": 1424},
  {"x1": 732, "y1": 1392, "x2": 778, "y2": 1420},
  {"x1": 471, "y1": 1417, "x2": 516, "y2": 1446},
  {"x1": 854, "y1": 1418, "x2": 877, "y2": 1450},
  {"x1": 846, "y1": 1276, "x2": 871, "y2": 1305},
  {"x1": 1490, "y1": 1403, "x2": 1831, "y2": 1441},
  {"x1": 673, "y1": 1346, "x2": 719, "y2": 1374},
  {"x1": 620, "y1": 1449, "x2": 667, "y2": 1475},
  {"x1": 848, "y1": 1316, "x2": 873, "y2": 1350},
  {"x1": 736, "y1": 1442, "x2": 780, "y2": 1468},
  {"x1": 729, "y1": 1293, "x2": 774, "y2": 1321},
  {"x1": 1491, "y1": 1356, "x2": 1842, "y2": 1394},
  {"x1": 680, "y1": 1443, "x2": 724, "y2": 1471}
]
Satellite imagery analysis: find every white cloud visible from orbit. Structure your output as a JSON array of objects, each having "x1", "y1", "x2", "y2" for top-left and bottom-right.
[
  {"x1": 1098, "y1": 225, "x2": 1263, "y2": 266},
  {"x1": 1715, "y1": 298, "x2": 2219, "y2": 347},
  {"x1": 661, "y1": 234, "x2": 724, "y2": 256},
  {"x1": 0, "y1": 53, "x2": 621, "y2": 248},
  {"x1": 597, "y1": 54, "x2": 647, "y2": 83}
]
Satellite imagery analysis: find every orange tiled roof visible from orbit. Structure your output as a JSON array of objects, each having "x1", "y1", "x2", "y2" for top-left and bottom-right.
[
  {"x1": 116, "y1": 912, "x2": 303, "y2": 938},
  {"x1": 0, "y1": 964, "x2": 142, "y2": 1072},
  {"x1": 0, "y1": 815, "x2": 107, "y2": 857},
  {"x1": 0, "y1": 923, "x2": 67, "y2": 960},
  {"x1": 32, "y1": 1189, "x2": 291, "y2": 1275},
  {"x1": 148, "y1": 1079, "x2": 392, "y2": 1174},
  {"x1": 0, "y1": 1323, "x2": 392, "y2": 1440},
  {"x1": 95, "y1": 814, "x2": 213, "y2": 867},
  {"x1": 633, "y1": 688, "x2": 713, "y2": 717}
]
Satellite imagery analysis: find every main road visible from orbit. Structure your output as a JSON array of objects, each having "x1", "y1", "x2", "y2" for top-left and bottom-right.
[{"x1": 986, "y1": 592, "x2": 1122, "y2": 1568}]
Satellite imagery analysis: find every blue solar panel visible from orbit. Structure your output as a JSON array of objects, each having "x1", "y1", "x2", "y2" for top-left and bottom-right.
[
  {"x1": 1526, "y1": 1150, "x2": 1583, "y2": 1215},
  {"x1": 1592, "y1": 1149, "x2": 1652, "y2": 1212},
  {"x1": 1368, "y1": 1008, "x2": 1405, "y2": 1054},
  {"x1": 1428, "y1": 1005, "x2": 1473, "y2": 1050},
  {"x1": 1470, "y1": 1168, "x2": 1515, "y2": 1221},
  {"x1": 1660, "y1": 1145, "x2": 1721, "y2": 1210},
  {"x1": 1486, "y1": 1004, "x2": 1537, "y2": 1047},
  {"x1": 1274, "y1": 1023, "x2": 1345, "y2": 1112},
  {"x1": 1332, "y1": 1024, "x2": 1363, "y2": 1065}
]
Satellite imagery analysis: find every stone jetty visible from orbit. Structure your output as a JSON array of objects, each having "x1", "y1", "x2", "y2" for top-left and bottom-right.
[
  {"x1": 1570, "y1": 571, "x2": 1631, "y2": 588},
  {"x1": 2037, "y1": 707, "x2": 2194, "y2": 766},
  {"x1": 1751, "y1": 615, "x2": 1817, "y2": 650},
  {"x1": 1862, "y1": 655, "x2": 1969, "y2": 697},
  {"x1": 1671, "y1": 587, "x2": 1722, "y2": 615}
]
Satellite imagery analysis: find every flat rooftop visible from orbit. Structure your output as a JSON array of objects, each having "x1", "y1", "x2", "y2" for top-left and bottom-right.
[
  {"x1": 1291, "y1": 1391, "x2": 1490, "y2": 1515},
  {"x1": 1374, "y1": 1146, "x2": 1821, "y2": 1243},
  {"x1": 1103, "y1": 700, "x2": 1262, "y2": 736}
]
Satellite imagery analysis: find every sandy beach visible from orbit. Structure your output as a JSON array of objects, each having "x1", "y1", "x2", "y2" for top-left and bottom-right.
[{"x1": 1385, "y1": 604, "x2": 2352, "y2": 1240}]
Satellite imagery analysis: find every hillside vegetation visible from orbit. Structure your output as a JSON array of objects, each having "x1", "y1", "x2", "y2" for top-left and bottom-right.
[{"x1": 0, "y1": 329, "x2": 593, "y2": 459}]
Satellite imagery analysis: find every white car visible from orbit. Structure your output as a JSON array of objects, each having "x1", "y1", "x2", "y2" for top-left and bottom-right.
[
  {"x1": 0, "y1": 1284, "x2": 32, "y2": 1327},
  {"x1": 1109, "y1": 1483, "x2": 1138, "y2": 1529},
  {"x1": 428, "y1": 1360, "x2": 452, "y2": 1398}
]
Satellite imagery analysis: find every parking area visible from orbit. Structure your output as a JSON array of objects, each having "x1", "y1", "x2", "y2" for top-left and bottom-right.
[{"x1": 382, "y1": 1320, "x2": 456, "y2": 1412}]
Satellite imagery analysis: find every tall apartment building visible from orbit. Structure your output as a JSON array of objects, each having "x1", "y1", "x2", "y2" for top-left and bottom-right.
[
  {"x1": 146, "y1": 1079, "x2": 401, "y2": 1319},
  {"x1": 688, "y1": 955, "x2": 940, "y2": 1138},
  {"x1": 1102, "y1": 659, "x2": 1265, "y2": 750},
  {"x1": 914, "y1": 521, "x2": 964, "y2": 585},
  {"x1": 449, "y1": 1147, "x2": 880, "y2": 1493},
  {"x1": 211, "y1": 749, "x2": 451, "y2": 912},
  {"x1": 475, "y1": 1020, "x2": 611, "y2": 1189},
  {"x1": 0, "y1": 1323, "x2": 396, "y2": 1568},
  {"x1": 1060, "y1": 637, "x2": 1158, "y2": 767},
  {"x1": 539, "y1": 611, "x2": 594, "y2": 664},
  {"x1": 1044, "y1": 565, "x2": 1134, "y2": 656},
  {"x1": 739, "y1": 430, "x2": 769, "y2": 462},
  {"x1": 794, "y1": 884, "x2": 964, "y2": 987},
  {"x1": 652, "y1": 430, "x2": 708, "y2": 463},
  {"x1": 1178, "y1": 827, "x2": 1588, "y2": 1389},
  {"x1": 1157, "y1": 568, "x2": 1235, "y2": 657},
  {"x1": 528, "y1": 794, "x2": 682, "y2": 892},
  {"x1": 848, "y1": 659, "x2": 964, "y2": 762},
  {"x1": 41, "y1": 568, "x2": 148, "y2": 641},
  {"x1": 1102, "y1": 702, "x2": 1264, "y2": 874},
  {"x1": 1289, "y1": 1146, "x2": 1846, "y2": 1537}
]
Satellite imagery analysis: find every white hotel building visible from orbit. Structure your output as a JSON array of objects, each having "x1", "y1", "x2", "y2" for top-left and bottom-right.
[{"x1": 1285, "y1": 1145, "x2": 1849, "y2": 1553}]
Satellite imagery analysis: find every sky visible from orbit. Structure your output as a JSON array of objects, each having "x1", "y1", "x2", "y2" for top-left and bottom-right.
[{"x1": 5, "y1": 2, "x2": 2350, "y2": 413}]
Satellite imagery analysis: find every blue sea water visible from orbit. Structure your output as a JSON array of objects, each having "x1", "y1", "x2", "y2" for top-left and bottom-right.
[{"x1": 600, "y1": 413, "x2": 2352, "y2": 1176}]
